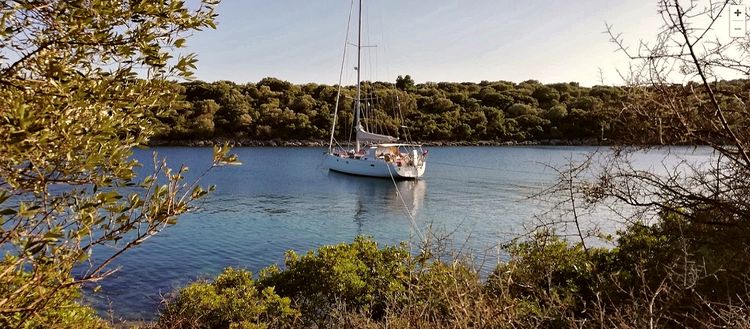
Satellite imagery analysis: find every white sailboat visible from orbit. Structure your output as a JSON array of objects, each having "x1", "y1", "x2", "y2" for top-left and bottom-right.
[{"x1": 323, "y1": 0, "x2": 427, "y2": 180}]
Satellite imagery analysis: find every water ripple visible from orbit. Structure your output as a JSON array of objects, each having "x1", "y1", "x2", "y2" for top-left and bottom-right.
[{"x1": 85, "y1": 146, "x2": 712, "y2": 321}]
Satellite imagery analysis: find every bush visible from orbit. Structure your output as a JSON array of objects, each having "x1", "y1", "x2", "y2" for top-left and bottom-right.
[
  {"x1": 487, "y1": 232, "x2": 612, "y2": 327},
  {"x1": 158, "y1": 214, "x2": 750, "y2": 329},
  {"x1": 487, "y1": 209, "x2": 750, "y2": 328},
  {"x1": 158, "y1": 268, "x2": 299, "y2": 329},
  {"x1": 257, "y1": 236, "x2": 411, "y2": 323}
]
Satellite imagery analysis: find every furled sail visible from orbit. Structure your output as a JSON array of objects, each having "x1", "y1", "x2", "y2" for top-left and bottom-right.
[{"x1": 356, "y1": 124, "x2": 398, "y2": 143}]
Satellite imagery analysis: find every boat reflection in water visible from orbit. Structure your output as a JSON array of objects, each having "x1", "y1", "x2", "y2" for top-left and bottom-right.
[{"x1": 326, "y1": 170, "x2": 426, "y2": 234}]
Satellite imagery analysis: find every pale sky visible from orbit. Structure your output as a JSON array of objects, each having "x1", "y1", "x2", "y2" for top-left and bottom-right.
[{"x1": 184, "y1": 1, "x2": 668, "y2": 86}]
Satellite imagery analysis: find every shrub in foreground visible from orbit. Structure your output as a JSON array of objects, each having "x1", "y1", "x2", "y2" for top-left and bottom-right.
[
  {"x1": 257, "y1": 236, "x2": 411, "y2": 323},
  {"x1": 158, "y1": 211, "x2": 750, "y2": 328},
  {"x1": 158, "y1": 268, "x2": 299, "y2": 329}
]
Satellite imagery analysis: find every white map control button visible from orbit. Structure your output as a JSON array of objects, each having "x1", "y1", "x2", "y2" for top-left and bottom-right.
[{"x1": 730, "y1": 5, "x2": 746, "y2": 38}]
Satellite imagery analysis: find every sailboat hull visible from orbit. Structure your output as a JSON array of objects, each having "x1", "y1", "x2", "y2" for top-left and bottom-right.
[{"x1": 323, "y1": 154, "x2": 426, "y2": 179}]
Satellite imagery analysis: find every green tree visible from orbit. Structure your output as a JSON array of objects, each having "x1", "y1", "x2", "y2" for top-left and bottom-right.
[
  {"x1": 0, "y1": 0, "x2": 234, "y2": 327},
  {"x1": 531, "y1": 85, "x2": 561, "y2": 109},
  {"x1": 545, "y1": 104, "x2": 568, "y2": 122},
  {"x1": 477, "y1": 87, "x2": 513, "y2": 109},
  {"x1": 191, "y1": 99, "x2": 221, "y2": 137},
  {"x1": 485, "y1": 108, "x2": 508, "y2": 140},
  {"x1": 506, "y1": 103, "x2": 538, "y2": 117},
  {"x1": 395, "y1": 74, "x2": 416, "y2": 91},
  {"x1": 211, "y1": 81, "x2": 253, "y2": 135}
]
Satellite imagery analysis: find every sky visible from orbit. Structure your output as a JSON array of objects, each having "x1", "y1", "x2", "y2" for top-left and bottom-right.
[{"x1": 184, "y1": 1, "x2": 668, "y2": 86}]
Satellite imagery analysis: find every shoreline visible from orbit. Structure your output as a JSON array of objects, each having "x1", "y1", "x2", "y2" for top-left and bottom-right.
[{"x1": 148, "y1": 138, "x2": 610, "y2": 147}]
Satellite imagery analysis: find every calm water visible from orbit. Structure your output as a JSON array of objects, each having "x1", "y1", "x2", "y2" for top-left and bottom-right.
[{"x1": 86, "y1": 146, "x2": 713, "y2": 320}]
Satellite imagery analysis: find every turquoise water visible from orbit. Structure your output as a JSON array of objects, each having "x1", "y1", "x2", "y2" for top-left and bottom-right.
[{"x1": 86, "y1": 146, "x2": 713, "y2": 320}]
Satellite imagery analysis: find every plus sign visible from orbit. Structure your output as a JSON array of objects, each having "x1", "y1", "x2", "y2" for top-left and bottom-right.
[{"x1": 735, "y1": 9, "x2": 743, "y2": 17}]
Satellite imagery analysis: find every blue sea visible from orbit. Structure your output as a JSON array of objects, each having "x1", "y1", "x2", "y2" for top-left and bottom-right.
[{"x1": 84, "y1": 146, "x2": 714, "y2": 320}]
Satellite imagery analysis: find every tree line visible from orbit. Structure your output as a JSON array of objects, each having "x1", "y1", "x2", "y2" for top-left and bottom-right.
[
  {"x1": 4, "y1": 0, "x2": 750, "y2": 327},
  {"x1": 154, "y1": 76, "x2": 750, "y2": 145}
]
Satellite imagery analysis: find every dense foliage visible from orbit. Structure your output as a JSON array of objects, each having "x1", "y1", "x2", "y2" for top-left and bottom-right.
[
  {"x1": 159, "y1": 208, "x2": 750, "y2": 328},
  {"x1": 3, "y1": 0, "x2": 747, "y2": 327},
  {"x1": 159, "y1": 268, "x2": 299, "y2": 329},
  {"x1": 0, "y1": 0, "x2": 227, "y2": 327},
  {"x1": 153, "y1": 1, "x2": 750, "y2": 327},
  {"x1": 153, "y1": 78, "x2": 750, "y2": 144}
]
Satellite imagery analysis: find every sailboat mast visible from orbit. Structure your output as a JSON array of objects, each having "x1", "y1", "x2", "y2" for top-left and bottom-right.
[
  {"x1": 354, "y1": 0, "x2": 362, "y2": 152},
  {"x1": 327, "y1": 0, "x2": 355, "y2": 154}
]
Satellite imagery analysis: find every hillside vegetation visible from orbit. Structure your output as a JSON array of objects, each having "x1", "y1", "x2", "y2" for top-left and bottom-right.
[{"x1": 154, "y1": 77, "x2": 750, "y2": 145}]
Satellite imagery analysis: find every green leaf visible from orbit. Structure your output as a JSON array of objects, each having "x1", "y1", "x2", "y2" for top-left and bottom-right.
[{"x1": 0, "y1": 190, "x2": 10, "y2": 204}]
